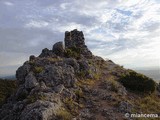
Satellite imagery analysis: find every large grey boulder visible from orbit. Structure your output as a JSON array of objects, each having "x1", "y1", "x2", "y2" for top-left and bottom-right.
[
  {"x1": 118, "y1": 101, "x2": 133, "y2": 113},
  {"x1": 39, "y1": 48, "x2": 55, "y2": 58},
  {"x1": 52, "y1": 42, "x2": 64, "y2": 56},
  {"x1": 64, "y1": 58, "x2": 79, "y2": 72},
  {"x1": 25, "y1": 72, "x2": 39, "y2": 89},
  {"x1": 16, "y1": 62, "x2": 31, "y2": 85},
  {"x1": 20, "y1": 100, "x2": 61, "y2": 120}
]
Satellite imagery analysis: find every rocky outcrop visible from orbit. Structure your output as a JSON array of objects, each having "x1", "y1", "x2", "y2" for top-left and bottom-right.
[
  {"x1": 1, "y1": 30, "x2": 157, "y2": 120},
  {"x1": 65, "y1": 29, "x2": 92, "y2": 58},
  {"x1": 0, "y1": 30, "x2": 101, "y2": 120},
  {"x1": 52, "y1": 42, "x2": 64, "y2": 56}
]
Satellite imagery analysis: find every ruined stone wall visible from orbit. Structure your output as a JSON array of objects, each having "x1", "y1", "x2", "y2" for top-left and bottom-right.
[
  {"x1": 64, "y1": 29, "x2": 85, "y2": 48},
  {"x1": 64, "y1": 29, "x2": 92, "y2": 57}
]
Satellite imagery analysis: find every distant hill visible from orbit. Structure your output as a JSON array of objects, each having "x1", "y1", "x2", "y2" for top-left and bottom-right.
[{"x1": 0, "y1": 75, "x2": 16, "y2": 80}]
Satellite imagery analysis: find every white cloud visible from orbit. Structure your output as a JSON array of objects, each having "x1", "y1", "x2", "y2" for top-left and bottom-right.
[
  {"x1": 25, "y1": 20, "x2": 49, "y2": 28},
  {"x1": 60, "y1": 3, "x2": 71, "y2": 10},
  {"x1": 4, "y1": 1, "x2": 14, "y2": 6},
  {"x1": 0, "y1": 0, "x2": 160, "y2": 75}
]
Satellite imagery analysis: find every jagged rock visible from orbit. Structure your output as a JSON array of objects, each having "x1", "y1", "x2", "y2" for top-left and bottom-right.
[
  {"x1": 157, "y1": 83, "x2": 160, "y2": 93},
  {"x1": 16, "y1": 62, "x2": 31, "y2": 85},
  {"x1": 65, "y1": 29, "x2": 85, "y2": 49},
  {"x1": 118, "y1": 101, "x2": 133, "y2": 113},
  {"x1": 52, "y1": 41, "x2": 64, "y2": 56},
  {"x1": 39, "y1": 48, "x2": 55, "y2": 58},
  {"x1": 78, "y1": 60, "x2": 95, "y2": 79},
  {"x1": 16, "y1": 85, "x2": 29, "y2": 101},
  {"x1": 118, "y1": 86, "x2": 127, "y2": 95},
  {"x1": 25, "y1": 72, "x2": 39, "y2": 89},
  {"x1": 37, "y1": 64, "x2": 77, "y2": 88},
  {"x1": 1, "y1": 29, "x2": 155, "y2": 120},
  {"x1": 54, "y1": 84, "x2": 65, "y2": 93},
  {"x1": 20, "y1": 100, "x2": 61, "y2": 120},
  {"x1": 39, "y1": 65, "x2": 63, "y2": 87},
  {"x1": 79, "y1": 108, "x2": 92, "y2": 119},
  {"x1": 64, "y1": 58, "x2": 79, "y2": 72},
  {"x1": 29, "y1": 55, "x2": 36, "y2": 61}
]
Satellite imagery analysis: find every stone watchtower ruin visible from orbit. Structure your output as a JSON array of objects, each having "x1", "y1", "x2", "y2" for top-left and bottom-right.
[{"x1": 64, "y1": 29, "x2": 92, "y2": 58}]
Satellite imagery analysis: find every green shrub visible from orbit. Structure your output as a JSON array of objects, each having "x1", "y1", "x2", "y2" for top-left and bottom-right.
[
  {"x1": 64, "y1": 47, "x2": 81, "y2": 59},
  {"x1": 76, "y1": 71, "x2": 86, "y2": 78},
  {"x1": 75, "y1": 89, "x2": 83, "y2": 98},
  {"x1": 69, "y1": 46, "x2": 81, "y2": 54},
  {"x1": 27, "y1": 94, "x2": 47, "y2": 103},
  {"x1": 34, "y1": 66, "x2": 44, "y2": 73},
  {"x1": 0, "y1": 79, "x2": 17, "y2": 106},
  {"x1": 109, "y1": 80, "x2": 119, "y2": 92},
  {"x1": 56, "y1": 109, "x2": 72, "y2": 120},
  {"x1": 29, "y1": 61, "x2": 35, "y2": 66},
  {"x1": 119, "y1": 71, "x2": 156, "y2": 93}
]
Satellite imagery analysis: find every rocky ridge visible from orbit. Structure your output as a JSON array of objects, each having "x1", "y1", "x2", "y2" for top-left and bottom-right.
[{"x1": 0, "y1": 29, "x2": 159, "y2": 120}]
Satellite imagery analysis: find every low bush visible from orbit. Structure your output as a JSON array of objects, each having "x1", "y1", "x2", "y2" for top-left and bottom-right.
[
  {"x1": 34, "y1": 66, "x2": 44, "y2": 73},
  {"x1": 0, "y1": 79, "x2": 17, "y2": 106},
  {"x1": 64, "y1": 46, "x2": 81, "y2": 59},
  {"x1": 27, "y1": 94, "x2": 47, "y2": 103},
  {"x1": 119, "y1": 71, "x2": 156, "y2": 93},
  {"x1": 56, "y1": 108, "x2": 72, "y2": 120}
]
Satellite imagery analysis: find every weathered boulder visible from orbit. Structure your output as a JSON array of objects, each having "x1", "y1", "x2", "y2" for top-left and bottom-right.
[
  {"x1": 37, "y1": 63, "x2": 77, "y2": 88},
  {"x1": 29, "y1": 55, "x2": 36, "y2": 61},
  {"x1": 25, "y1": 72, "x2": 39, "y2": 89},
  {"x1": 118, "y1": 101, "x2": 133, "y2": 113},
  {"x1": 54, "y1": 84, "x2": 65, "y2": 93},
  {"x1": 15, "y1": 85, "x2": 29, "y2": 101},
  {"x1": 64, "y1": 58, "x2": 79, "y2": 72},
  {"x1": 52, "y1": 41, "x2": 64, "y2": 56},
  {"x1": 16, "y1": 62, "x2": 31, "y2": 85},
  {"x1": 39, "y1": 48, "x2": 55, "y2": 58},
  {"x1": 20, "y1": 100, "x2": 61, "y2": 120}
]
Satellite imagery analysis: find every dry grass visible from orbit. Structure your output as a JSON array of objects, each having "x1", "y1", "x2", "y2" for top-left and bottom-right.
[
  {"x1": 75, "y1": 79, "x2": 95, "y2": 88},
  {"x1": 34, "y1": 66, "x2": 44, "y2": 73},
  {"x1": 133, "y1": 94, "x2": 160, "y2": 113},
  {"x1": 56, "y1": 108, "x2": 72, "y2": 120}
]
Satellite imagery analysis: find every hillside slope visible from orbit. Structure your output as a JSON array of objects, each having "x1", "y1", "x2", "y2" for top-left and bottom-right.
[{"x1": 0, "y1": 29, "x2": 160, "y2": 120}]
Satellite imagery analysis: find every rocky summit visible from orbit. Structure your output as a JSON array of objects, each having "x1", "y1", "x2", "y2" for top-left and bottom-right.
[{"x1": 0, "y1": 29, "x2": 159, "y2": 120}]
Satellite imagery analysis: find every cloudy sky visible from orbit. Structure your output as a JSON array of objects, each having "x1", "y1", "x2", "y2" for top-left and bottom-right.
[{"x1": 0, "y1": 0, "x2": 160, "y2": 76}]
